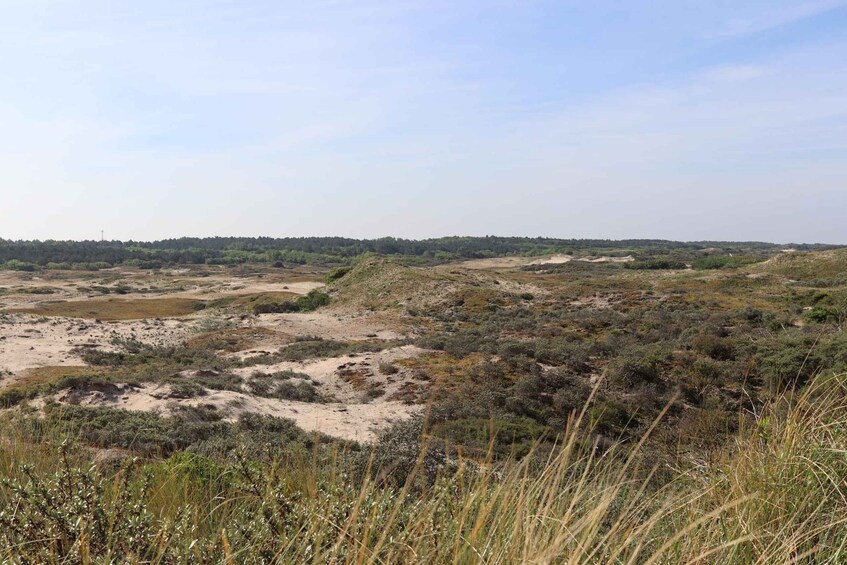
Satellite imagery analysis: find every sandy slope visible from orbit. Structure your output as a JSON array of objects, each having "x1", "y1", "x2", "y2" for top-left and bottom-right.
[
  {"x1": 452, "y1": 254, "x2": 634, "y2": 269},
  {"x1": 60, "y1": 382, "x2": 420, "y2": 442}
]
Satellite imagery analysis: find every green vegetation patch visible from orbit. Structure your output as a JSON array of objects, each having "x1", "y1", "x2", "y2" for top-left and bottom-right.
[
  {"x1": 252, "y1": 289, "x2": 331, "y2": 314},
  {"x1": 276, "y1": 337, "x2": 395, "y2": 362},
  {"x1": 10, "y1": 297, "x2": 206, "y2": 320}
]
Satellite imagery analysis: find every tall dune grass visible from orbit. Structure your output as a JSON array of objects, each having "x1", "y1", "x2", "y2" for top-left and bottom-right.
[{"x1": 1, "y1": 374, "x2": 846, "y2": 563}]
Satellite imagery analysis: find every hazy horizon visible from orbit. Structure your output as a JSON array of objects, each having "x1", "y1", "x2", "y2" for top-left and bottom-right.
[
  {"x1": 2, "y1": 1, "x2": 846, "y2": 244},
  {"x1": 2, "y1": 234, "x2": 843, "y2": 247}
]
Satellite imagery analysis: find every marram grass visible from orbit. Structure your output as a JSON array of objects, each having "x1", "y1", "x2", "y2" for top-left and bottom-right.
[{"x1": 1, "y1": 375, "x2": 847, "y2": 563}]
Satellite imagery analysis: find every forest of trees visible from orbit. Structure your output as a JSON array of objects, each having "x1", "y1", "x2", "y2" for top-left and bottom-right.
[{"x1": 0, "y1": 236, "x2": 834, "y2": 270}]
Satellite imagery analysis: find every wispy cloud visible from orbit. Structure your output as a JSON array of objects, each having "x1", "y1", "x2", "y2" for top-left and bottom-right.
[
  {"x1": 695, "y1": 64, "x2": 771, "y2": 82},
  {"x1": 711, "y1": 0, "x2": 847, "y2": 38}
]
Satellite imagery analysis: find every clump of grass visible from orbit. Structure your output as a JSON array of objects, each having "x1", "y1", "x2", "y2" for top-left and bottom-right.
[
  {"x1": 378, "y1": 361, "x2": 399, "y2": 375},
  {"x1": 247, "y1": 371, "x2": 326, "y2": 402},
  {"x1": 275, "y1": 337, "x2": 398, "y2": 362},
  {"x1": 185, "y1": 326, "x2": 280, "y2": 352},
  {"x1": 325, "y1": 266, "x2": 351, "y2": 283}
]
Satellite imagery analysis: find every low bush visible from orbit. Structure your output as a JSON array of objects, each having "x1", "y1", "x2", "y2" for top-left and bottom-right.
[
  {"x1": 325, "y1": 266, "x2": 351, "y2": 282},
  {"x1": 277, "y1": 338, "x2": 389, "y2": 361},
  {"x1": 252, "y1": 289, "x2": 331, "y2": 314},
  {"x1": 247, "y1": 374, "x2": 325, "y2": 402},
  {"x1": 378, "y1": 361, "x2": 399, "y2": 375},
  {"x1": 1, "y1": 259, "x2": 37, "y2": 271},
  {"x1": 624, "y1": 258, "x2": 687, "y2": 270},
  {"x1": 693, "y1": 255, "x2": 761, "y2": 270},
  {"x1": 432, "y1": 416, "x2": 545, "y2": 458}
]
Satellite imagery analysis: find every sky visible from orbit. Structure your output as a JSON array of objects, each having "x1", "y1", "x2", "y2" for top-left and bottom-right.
[{"x1": 1, "y1": 1, "x2": 846, "y2": 243}]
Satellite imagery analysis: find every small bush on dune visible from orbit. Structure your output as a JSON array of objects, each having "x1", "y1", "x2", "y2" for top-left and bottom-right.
[
  {"x1": 624, "y1": 257, "x2": 687, "y2": 270},
  {"x1": 252, "y1": 289, "x2": 331, "y2": 314},
  {"x1": 378, "y1": 361, "x2": 399, "y2": 374},
  {"x1": 325, "y1": 266, "x2": 351, "y2": 282},
  {"x1": 1, "y1": 259, "x2": 37, "y2": 271},
  {"x1": 247, "y1": 374, "x2": 325, "y2": 402},
  {"x1": 276, "y1": 337, "x2": 387, "y2": 361}
]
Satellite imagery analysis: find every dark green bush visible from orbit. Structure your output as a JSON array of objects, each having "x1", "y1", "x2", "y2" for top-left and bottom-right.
[
  {"x1": 252, "y1": 290, "x2": 331, "y2": 314},
  {"x1": 433, "y1": 416, "x2": 545, "y2": 458},
  {"x1": 624, "y1": 258, "x2": 687, "y2": 270},
  {"x1": 247, "y1": 375, "x2": 324, "y2": 402},
  {"x1": 277, "y1": 338, "x2": 388, "y2": 361},
  {"x1": 326, "y1": 266, "x2": 351, "y2": 282},
  {"x1": 805, "y1": 306, "x2": 838, "y2": 323}
]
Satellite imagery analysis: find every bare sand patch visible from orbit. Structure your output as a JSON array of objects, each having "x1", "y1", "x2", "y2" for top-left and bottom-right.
[
  {"x1": 529, "y1": 254, "x2": 573, "y2": 265},
  {"x1": 169, "y1": 280, "x2": 324, "y2": 300},
  {"x1": 251, "y1": 310, "x2": 409, "y2": 343},
  {"x1": 0, "y1": 267, "x2": 426, "y2": 442},
  {"x1": 453, "y1": 257, "x2": 539, "y2": 270},
  {"x1": 451, "y1": 254, "x2": 634, "y2": 270},
  {"x1": 55, "y1": 380, "x2": 421, "y2": 442},
  {"x1": 0, "y1": 313, "x2": 191, "y2": 385},
  {"x1": 234, "y1": 345, "x2": 429, "y2": 403}
]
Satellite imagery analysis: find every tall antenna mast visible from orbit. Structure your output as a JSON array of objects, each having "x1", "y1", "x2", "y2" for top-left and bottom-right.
[{"x1": 101, "y1": 230, "x2": 104, "y2": 242}]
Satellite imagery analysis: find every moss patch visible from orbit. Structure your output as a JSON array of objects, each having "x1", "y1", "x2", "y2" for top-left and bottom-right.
[{"x1": 10, "y1": 297, "x2": 206, "y2": 320}]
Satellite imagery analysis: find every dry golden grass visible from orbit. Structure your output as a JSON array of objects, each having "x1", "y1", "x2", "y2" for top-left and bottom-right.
[
  {"x1": 185, "y1": 326, "x2": 288, "y2": 352},
  {"x1": 10, "y1": 365, "x2": 109, "y2": 389},
  {"x1": 754, "y1": 248, "x2": 847, "y2": 279},
  {"x1": 396, "y1": 352, "x2": 513, "y2": 388},
  {"x1": 3, "y1": 375, "x2": 847, "y2": 562},
  {"x1": 10, "y1": 297, "x2": 205, "y2": 320},
  {"x1": 452, "y1": 287, "x2": 504, "y2": 313}
]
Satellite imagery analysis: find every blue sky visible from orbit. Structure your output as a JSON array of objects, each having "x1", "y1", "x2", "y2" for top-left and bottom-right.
[{"x1": 1, "y1": 1, "x2": 845, "y2": 243}]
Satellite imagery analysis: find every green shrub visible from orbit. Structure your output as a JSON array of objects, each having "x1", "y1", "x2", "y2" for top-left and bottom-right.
[
  {"x1": 247, "y1": 374, "x2": 324, "y2": 402},
  {"x1": 805, "y1": 305, "x2": 837, "y2": 323},
  {"x1": 193, "y1": 372, "x2": 244, "y2": 392},
  {"x1": 589, "y1": 399, "x2": 636, "y2": 436},
  {"x1": 0, "y1": 387, "x2": 34, "y2": 408},
  {"x1": 296, "y1": 289, "x2": 331, "y2": 311},
  {"x1": 624, "y1": 258, "x2": 687, "y2": 270},
  {"x1": 0, "y1": 442, "x2": 158, "y2": 561},
  {"x1": 692, "y1": 333, "x2": 735, "y2": 361},
  {"x1": 2, "y1": 259, "x2": 36, "y2": 271},
  {"x1": 693, "y1": 255, "x2": 761, "y2": 270},
  {"x1": 378, "y1": 361, "x2": 399, "y2": 375},
  {"x1": 252, "y1": 290, "x2": 331, "y2": 314},
  {"x1": 31, "y1": 404, "x2": 318, "y2": 458},
  {"x1": 433, "y1": 416, "x2": 545, "y2": 458},
  {"x1": 326, "y1": 266, "x2": 351, "y2": 283},
  {"x1": 607, "y1": 348, "x2": 666, "y2": 388},
  {"x1": 276, "y1": 338, "x2": 387, "y2": 361},
  {"x1": 165, "y1": 379, "x2": 208, "y2": 398}
]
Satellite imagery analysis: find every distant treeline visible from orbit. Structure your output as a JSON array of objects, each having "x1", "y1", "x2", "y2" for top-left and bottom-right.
[{"x1": 0, "y1": 236, "x2": 836, "y2": 270}]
